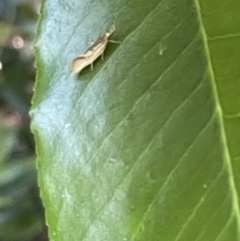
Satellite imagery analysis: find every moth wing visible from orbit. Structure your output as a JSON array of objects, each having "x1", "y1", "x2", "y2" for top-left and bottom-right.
[
  {"x1": 71, "y1": 56, "x2": 92, "y2": 74},
  {"x1": 70, "y1": 37, "x2": 110, "y2": 74},
  {"x1": 82, "y1": 50, "x2": 93, "y2": 58},
  {"x1": 90, "y1": 43, "x2": 107, "y2": 61}
]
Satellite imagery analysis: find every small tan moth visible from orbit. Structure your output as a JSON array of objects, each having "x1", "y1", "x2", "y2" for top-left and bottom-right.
[{"x1": 71, "y1": 25, "x2": 116, "y2": 74}]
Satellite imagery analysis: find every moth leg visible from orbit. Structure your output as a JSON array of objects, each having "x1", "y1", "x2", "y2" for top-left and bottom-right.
[
  {"x1": 109, "y1": 39, "x2": 122, "y2": 44},
  {"x1": 101, "y1": 52, "x2": 104, "y2": 61},
  {"x1": 91, "y1": 63, "x2": 93, "y2": 71}
]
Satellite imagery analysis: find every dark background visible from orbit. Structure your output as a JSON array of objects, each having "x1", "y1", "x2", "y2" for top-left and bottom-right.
[{"x1": 0, "y1": 0, "x2": 48, "y2": 240}]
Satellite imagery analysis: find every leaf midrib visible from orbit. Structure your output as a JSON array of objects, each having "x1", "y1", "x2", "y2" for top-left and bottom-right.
[{"x1": 194, "y1": 0, "x2": 240, "y2": 234}]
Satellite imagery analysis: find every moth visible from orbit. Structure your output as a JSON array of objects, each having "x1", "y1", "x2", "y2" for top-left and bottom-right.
[{"x1": 71, "y1": 25, "x2": 117, "y2": 74}]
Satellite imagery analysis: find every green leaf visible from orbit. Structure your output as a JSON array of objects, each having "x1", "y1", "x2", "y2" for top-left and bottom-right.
[{"x1": 32, "y1": 0, "x2": 240, "y2": 240}]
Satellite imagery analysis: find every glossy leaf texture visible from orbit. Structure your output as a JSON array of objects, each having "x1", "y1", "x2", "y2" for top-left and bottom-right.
[{"x1": 31, "y1": 0, "x2": 240, "y2": 240}]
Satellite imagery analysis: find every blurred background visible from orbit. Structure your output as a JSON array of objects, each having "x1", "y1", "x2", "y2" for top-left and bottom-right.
[{"x1": 0, "y1": 0, "x2": 48, "y2": 240}]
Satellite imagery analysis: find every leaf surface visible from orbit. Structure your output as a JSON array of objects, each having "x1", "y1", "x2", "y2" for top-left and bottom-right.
[{"x1": 32, "y1": 0, "x2": 240, "y2": 240}]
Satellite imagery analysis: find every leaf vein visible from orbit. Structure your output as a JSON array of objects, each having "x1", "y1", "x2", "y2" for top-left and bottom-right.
[
  {"x1": 194, "y1": 0, "x2": 240, "y2": 235},
  {"x1": 175, "y1": 167, "x2": 226, "y2": 241},
  {"x1": 132, "y1": 111, "x2": 216, "y2": 239},
  {"x1": 214, "y1": 212, "x2": 235, "y2": 241},
  {"x1": 80, "y1": 70, "x2": 206, "y2": 240}
]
